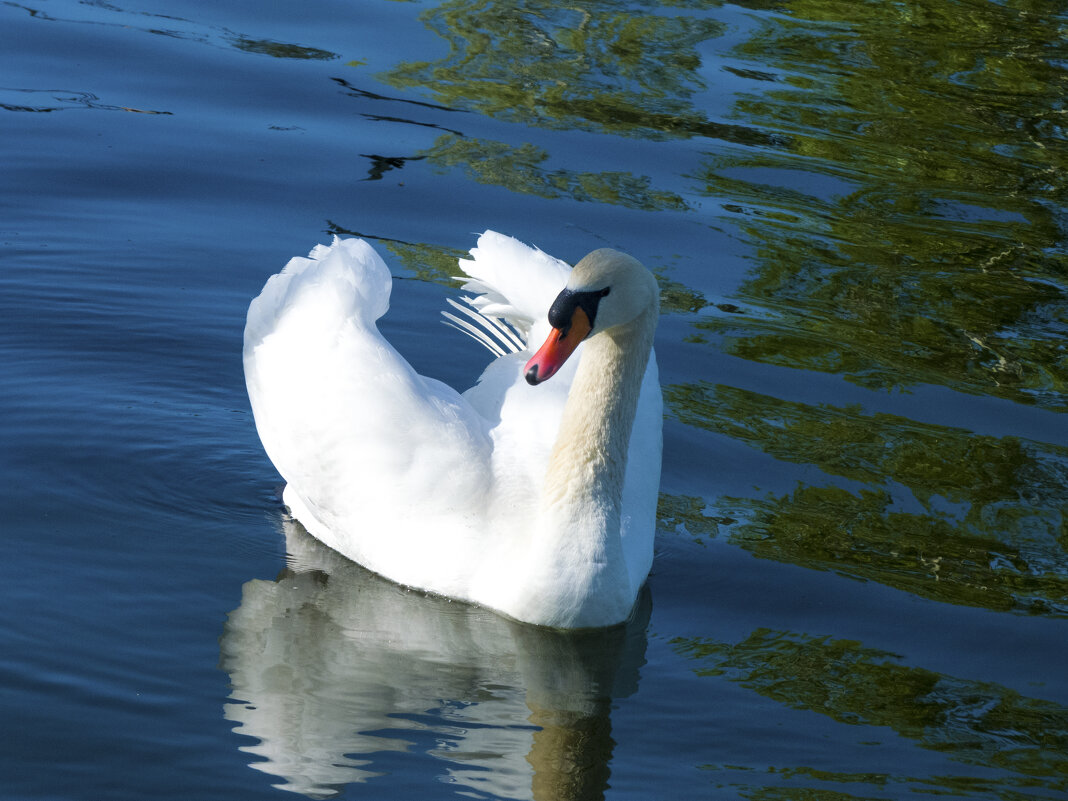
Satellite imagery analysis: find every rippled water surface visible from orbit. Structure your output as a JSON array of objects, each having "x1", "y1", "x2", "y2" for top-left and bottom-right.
[{"x1": 3, "y1": 0, "x2": 1067, "y2": 799}]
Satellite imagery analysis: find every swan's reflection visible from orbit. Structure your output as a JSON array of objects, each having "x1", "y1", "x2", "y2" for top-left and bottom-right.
[{"x1": 220, "y1": 517, "x2": 650, "y2": 799}]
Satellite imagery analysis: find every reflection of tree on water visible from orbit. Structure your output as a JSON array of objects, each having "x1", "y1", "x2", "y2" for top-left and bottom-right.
[
  {"x1": 220, "y1": 518, "x2": 649, "y2": 800},
  {"x1": 673, "y1": 628, "x2": 1068, "y2": 797},
  {"x1": 643, "y1": 0, "x2": 1068, "y2": 625},
  {"x1": 421, "y1": 134, "x2": 690, "y2": 212},
  {"x1": 695, "y1": 0, "x2": 1068, "y2": 408},
  {"x1": 663, "y1": 382, "x2": 1068, "y2": 615},
  {"x1": 379, "y1": 0, "x2": 735, "y2": 141},
  {"x1": 355, "y1": 0, "x2": 764, "y2": 219}
]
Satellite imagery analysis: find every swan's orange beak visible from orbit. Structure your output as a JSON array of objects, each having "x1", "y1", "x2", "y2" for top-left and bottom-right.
[{"x1": 524, "y1": 307, "x2": 592, "y2": 385}]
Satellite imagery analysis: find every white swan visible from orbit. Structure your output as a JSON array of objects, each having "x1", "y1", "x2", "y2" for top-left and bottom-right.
[{"x1": 243, "y1": 231, "x2": 661, "y2": 628}]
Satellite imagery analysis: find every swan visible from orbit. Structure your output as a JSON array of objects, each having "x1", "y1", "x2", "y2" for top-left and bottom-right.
[{"x1": 243, "y1": 231, "x2": 661, "y2": 628}]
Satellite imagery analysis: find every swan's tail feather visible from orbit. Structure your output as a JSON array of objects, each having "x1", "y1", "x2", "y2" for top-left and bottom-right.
[{"x1": 442, "y1": 297, "x2": 525, "y2": 356}]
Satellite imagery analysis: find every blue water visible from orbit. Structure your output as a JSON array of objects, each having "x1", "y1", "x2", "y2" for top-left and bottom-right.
[{"x1": 3, "y1": 0, "x2": 1067, "y2": 799}]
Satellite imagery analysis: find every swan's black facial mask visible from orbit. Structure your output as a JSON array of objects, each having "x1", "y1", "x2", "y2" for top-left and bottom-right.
[
  {"x1": 524, "y1": 286, "x2": 611, "y2": 386},
  {"x1": 547, "y1": 287, "x2": 610, "y2": 339}
]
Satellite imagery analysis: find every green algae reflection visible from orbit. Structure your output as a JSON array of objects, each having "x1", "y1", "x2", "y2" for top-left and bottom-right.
[
  {"x1": 380, "y1": 0, "x2": 732, "y2": 140},
  {"x1": 663, "y1": 383, "x2": 1068, "y2": 616},
  {"x1": 422, "y1": 134, "x2": 689, "y2": 212},
  {"x1": 231, "y1": 37, "x2": 338, "y2": 60},
  {"x1": 675, "y1": 628, "x2": 1068, "y2": 799},
  {"x1": 695, "y1": 0, "x2": 1068, "y2": 409}
]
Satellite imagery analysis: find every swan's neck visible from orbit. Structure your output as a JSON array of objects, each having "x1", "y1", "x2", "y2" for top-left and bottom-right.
[
  {"x1": 530, "y1": 304, "x2": 656, "y2": 626},
  {"x1": 544, "y1": 311, "x2": 654, "y2": 511}
]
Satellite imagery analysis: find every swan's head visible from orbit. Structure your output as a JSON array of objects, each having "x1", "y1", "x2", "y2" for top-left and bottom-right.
[{"x1": 525, "y1": 248, "x2": 658, "y2": 386}]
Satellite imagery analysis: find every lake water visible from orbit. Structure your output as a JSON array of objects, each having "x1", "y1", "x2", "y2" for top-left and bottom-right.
[{"x1": 3, "y1": 0, "x2": 1067, "y2": 799}]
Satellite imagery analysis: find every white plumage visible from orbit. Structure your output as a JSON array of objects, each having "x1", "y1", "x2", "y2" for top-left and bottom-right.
[{"x1": 244, "y1": 231, "x2": 661, "y2": 628}]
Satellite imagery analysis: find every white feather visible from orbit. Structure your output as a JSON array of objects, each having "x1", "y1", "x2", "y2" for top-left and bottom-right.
[{"x1": 442, "y1": 296, "x2": 525, "y2": 356}]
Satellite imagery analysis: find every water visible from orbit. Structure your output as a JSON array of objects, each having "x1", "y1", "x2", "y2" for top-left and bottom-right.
[{"x1": 2, "y1": 0, "x2": 1066, "y2": 799}]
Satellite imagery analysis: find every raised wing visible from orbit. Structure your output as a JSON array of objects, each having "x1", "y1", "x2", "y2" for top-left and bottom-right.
[
  {"x1": 443, "y1": 231, "x2": 572, "y2": 355},
  {"x1": 244, "y1": 238, "x2": 494, "y2": 567}
]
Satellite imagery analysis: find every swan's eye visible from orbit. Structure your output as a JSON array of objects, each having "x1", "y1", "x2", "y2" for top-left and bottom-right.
[{"x1": 548, "y1": 287, "x2": 610, "y2": 336}]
